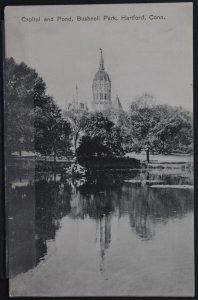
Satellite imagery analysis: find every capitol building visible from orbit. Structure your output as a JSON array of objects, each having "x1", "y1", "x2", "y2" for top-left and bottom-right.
[
  {"x1": 67, "y1": 49, "x2": 123, "y2": 120},
  {"x1": 92, "y1": 48, "x2": 112, "y2": 111}
]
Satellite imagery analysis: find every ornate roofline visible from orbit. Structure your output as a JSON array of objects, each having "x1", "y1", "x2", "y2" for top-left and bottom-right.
[{"x1": 99, "y1": 48, "x2": 104, "y2": 71}]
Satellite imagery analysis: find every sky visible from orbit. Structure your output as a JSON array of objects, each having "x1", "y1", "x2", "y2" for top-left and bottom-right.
[{"x1": 4, "y1": 3, "x2": 193, "y2": 111}]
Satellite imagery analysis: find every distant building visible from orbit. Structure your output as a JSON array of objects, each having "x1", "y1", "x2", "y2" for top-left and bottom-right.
[
  {"x1": 66, "y1": 50, "x2": 123, "y2": 122},
  {"x1": 66, "y1": 85, "x2": 88, "y2": 112},
  {"x1": 92, "y1": 49, "x2": 123, "y2": 123},
  {"x1": 111, "y1": 94, "x2": 123, "y2": 123},
  {"x1": 113, "y1": 94, "x2": 122, "y2": 111},
  {"x1": 92, "y1": 49, "x2": 112, "y2": 112}
]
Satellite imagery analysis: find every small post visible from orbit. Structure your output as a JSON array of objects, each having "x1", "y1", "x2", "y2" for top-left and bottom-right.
[{"x1": 146, "y1": 149, "x2": 149, "y2": 163}]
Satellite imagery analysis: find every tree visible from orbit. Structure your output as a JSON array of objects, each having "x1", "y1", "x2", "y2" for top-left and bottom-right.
[
  {"x1": 102, "y1": 108, "x2": 132, "y2": 152},
  {"x1": 63, "y1": 109, "x2": 88, "y2": 156},
  {"x1": 4, "y1": 58, "x2": 45, "y2": 156},
  {"x1": 128, "y1": 94, "x2": 157, "y2": 162},
  {"x1": 76, "y1": 113, "x2": 124, "y2": 160},
  {"x1": 84, "y1": 113, "x2": 113, "y2": 138},
  {"x1": 152, "y1": 106, "x2": 193, "y2": 154},
  {"x1": 35, "y1": 98, "x2": 72, "y2": 161},
  {"x1": 5, "y1": 57, "x2": 72, "y2": 161},
  {"x1": 128, "y1": 94, "x2": 193, "y2": 162},
  {"x1": 115, "y1": 110, "x2": 133, "y2": 153}
]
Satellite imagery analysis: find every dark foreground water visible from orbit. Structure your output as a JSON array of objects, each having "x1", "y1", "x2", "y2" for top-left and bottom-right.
[{"x1": 8, "y1": 168, "x2": 194, "y2": 296}]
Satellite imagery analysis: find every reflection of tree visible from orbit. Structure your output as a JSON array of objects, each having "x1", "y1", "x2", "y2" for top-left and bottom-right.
[
  {"x1": 148, "y1": 187, "x2": 194, "y2": 220},
  {"x1": 69, "y1": 170, "x2": 193, "y2": 242},
  {"x1": 8, "y1": 183, "x2": 36, "y2": 278},
  {"x1": 8, "y1": 172, "x2": 72, "y2": 277},
  {"x1": 35, "y1": 174, "x2": 72, "y2": 263},
  {"x1": 120, "y1": 182, "x2": 193, "y2": 240},
  {"x1": 69, "y1": 181, "x2": 115, "y2": 220},
  {"x1": 128, "y1": 188, "x2": 153, "y2": 240},
  {"x1": 8, "y1": 168, "x2": 194, "y2": 278}
]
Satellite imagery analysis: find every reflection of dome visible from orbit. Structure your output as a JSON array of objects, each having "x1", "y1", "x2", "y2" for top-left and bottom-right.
[{"x1": 93, "y1": 70, "x2": 111, "y2": 82}]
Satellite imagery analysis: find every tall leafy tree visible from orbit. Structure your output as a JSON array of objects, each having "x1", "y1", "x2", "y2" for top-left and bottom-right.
[
  {"x1": 152, "y1": 106, "x2": 193, "y2": 154},
  {"x1": 63, "y1": 109, "x2": 88, "y2": 156},
  {"x1": 128, "y1": 94, "x2": 193, "y2": 161},
  {"x1": 128, "y1": 93, "x2": 157, "y2": 162},
  {"x1": 5, "y1": 57, "x2": 72, "y2": 161},
  {"x1": 35, "y1": 98, "x2": 72, "y2": 161},
  {"x1": 76, "y1": 113, "x2": 124, "y2": 160},
  {"x1": 4, "y1": 58, "x2": 45, "y2": 155}
]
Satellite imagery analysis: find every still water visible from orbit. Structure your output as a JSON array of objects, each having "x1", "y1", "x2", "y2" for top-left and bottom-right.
[{"x1": 8, "y1": 168, "x2": 194, "y2": 296}]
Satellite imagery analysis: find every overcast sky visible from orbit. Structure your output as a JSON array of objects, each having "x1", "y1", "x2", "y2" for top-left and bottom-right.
[{"x1": 5, "y1": 3, "x2": 193, "y2": 111}]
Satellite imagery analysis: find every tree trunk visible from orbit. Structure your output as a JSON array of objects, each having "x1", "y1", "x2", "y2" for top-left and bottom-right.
[
  {"x1": 74, "y1": 134, "x2": 78, "y2": 164},
  {"x1": 146, "y1": 149, "x2": 150, "y2": 163},
  {"x1": 74, "y1": 133, "x2": 79, "y2": 155},
  {"x1": 53, "y1": 173, "x2": 57, "y2": 182},
  {"x1": 74, "y1": 137, "x2": 77, "y2": 155},
  {"x1": 54, "y1": 152, "x2": 56, "y2": 162}
]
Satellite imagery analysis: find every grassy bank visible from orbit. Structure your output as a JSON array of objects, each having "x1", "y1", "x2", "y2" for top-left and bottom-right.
[
  {"x1": 7, "y1": 154, "x2": 192, "y2": 172},
  {"x1": 7, "y1": 157, "x2": 72, "y2": 172},
  {"x1": 126, "y1": 153, "x2": 193, "y2": 170}
]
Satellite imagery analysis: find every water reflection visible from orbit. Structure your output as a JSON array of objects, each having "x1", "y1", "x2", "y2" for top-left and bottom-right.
[
  {"x1": 8, "y1": 169, "x2": 193, "y2": 280},
  {"x1": 96, "y1": 215, "x2": 111, "y2": 273},
  {"x1": 34, "y1": 175, "x2": 72, "y2": 265},
  {"x1": 8, "y1": 179, "x2": 36, "y2": 277}
]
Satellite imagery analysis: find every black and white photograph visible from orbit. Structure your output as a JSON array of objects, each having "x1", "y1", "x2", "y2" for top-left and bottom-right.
[{"x1": 4, "y1": 3, "x2": 194, "y2": 296}]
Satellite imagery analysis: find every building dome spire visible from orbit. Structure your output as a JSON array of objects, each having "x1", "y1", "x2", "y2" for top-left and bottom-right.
[
  {"x1": 92, "y1": 49, "x2": 111, "y2": 112},
  {"x1": 99, "y1": 48, "x2": 104, "y2": 70}
]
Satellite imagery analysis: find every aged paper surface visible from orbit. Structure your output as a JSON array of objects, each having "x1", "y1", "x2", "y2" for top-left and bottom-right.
[{"x1": 4, "y1": 3, "x2": 193, "y2": 297}]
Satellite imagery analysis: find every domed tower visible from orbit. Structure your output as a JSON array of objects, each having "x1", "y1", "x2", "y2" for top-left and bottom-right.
[{"x1": 92, "y1": 49, "x2": 111, "y2": 112}]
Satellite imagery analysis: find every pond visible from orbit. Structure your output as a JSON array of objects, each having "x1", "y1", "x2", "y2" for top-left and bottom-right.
[{"x1": 7, "y1": 168, "x2": 194, "y2": 296}]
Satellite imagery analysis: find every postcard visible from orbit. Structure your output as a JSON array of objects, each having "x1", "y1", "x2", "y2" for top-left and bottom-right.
[{"x1": 4, "y1": 3, "x2": 193, "y2": 296}]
